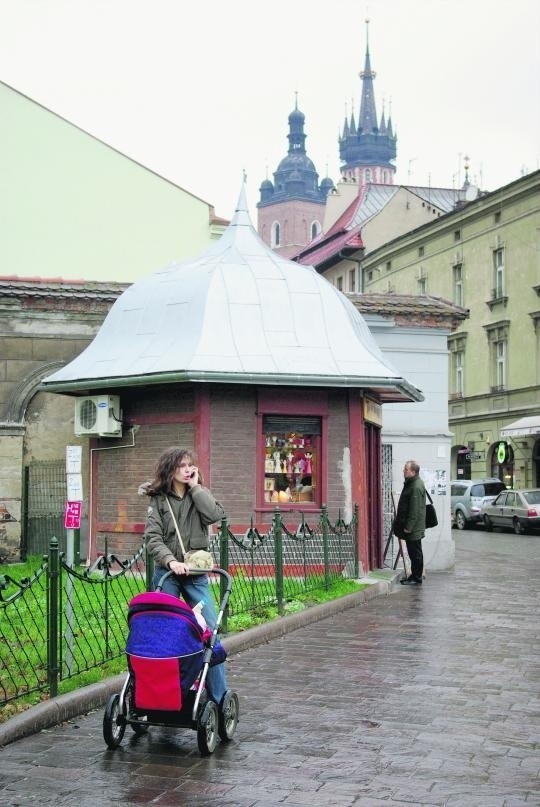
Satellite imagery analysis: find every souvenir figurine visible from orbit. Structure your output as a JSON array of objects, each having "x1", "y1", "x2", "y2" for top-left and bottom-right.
[
  {"x1": 286, "y1": 452, "x2": 294, "y2": 473},
  {"x1": 273, "y1": 451, "x2": 281, "y2": 472},
  {"x1": 305, "y1": 452, "x2": 312, "y2": 474}
]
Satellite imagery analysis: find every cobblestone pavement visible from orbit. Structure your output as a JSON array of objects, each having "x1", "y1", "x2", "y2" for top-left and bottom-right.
[{"x1": 1, "y1": 530, "x2": 539, "y2": 806}]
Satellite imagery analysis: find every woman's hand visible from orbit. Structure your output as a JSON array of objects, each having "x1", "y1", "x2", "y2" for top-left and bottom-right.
[
  {"x1": 186, "y1": 465, "x2": 200, "y2": 489},
  {"x1": 169, "y1": 560, "x2": 190, "y2": 575}
]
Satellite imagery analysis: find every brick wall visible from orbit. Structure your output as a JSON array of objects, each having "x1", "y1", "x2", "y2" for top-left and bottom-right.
[
  {"x1": 326, "y1": 391, "x2": 350, "y2": 517},
  {"x1": 209, "y1": 386, "x2": 257, "y2": 524}
]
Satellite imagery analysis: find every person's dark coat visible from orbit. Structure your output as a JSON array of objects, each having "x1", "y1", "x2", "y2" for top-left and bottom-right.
[{"x1": 393, "y1": 474, "x2": 426, "y2": 541}]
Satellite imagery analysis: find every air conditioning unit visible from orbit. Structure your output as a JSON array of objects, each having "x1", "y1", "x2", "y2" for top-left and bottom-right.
[{"x1": 74, "y1": 395, "x2": 122, "y2": 437}]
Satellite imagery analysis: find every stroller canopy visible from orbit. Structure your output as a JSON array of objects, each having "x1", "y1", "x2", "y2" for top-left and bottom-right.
[{"x1": 126, "y1": 592, "x2": 204, "y2": 659}]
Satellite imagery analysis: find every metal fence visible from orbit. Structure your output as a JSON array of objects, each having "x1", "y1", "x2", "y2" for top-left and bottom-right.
[
  {"x1": 0, "y1": 505, "x2": 358, "y2": 709},
  {"x1": 22, "y1": 460, "x2": 66, "y2": 557}
]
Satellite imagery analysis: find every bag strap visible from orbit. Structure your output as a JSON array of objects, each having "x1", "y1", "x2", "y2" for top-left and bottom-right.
[
  {"x1": 426, "y1": 491, "x2": 434, "y2": 504},
  {"x1": 165, "y1": 496, "x2": 187, "y2": 556}
]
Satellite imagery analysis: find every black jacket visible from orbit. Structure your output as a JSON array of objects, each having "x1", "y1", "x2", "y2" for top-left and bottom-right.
[{"x1": 393, "y1": 474, "x2": 426, "y2": 541}]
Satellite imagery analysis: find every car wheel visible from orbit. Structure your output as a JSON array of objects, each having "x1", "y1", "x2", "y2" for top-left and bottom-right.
[
  {"x1": 513, "y1": 517, "x2": 525, "y2": 535},
  {"x1": 103, "y1": 694, "x2": 126, "y2": 749},
  {"x1": 454, "y1": 510, "x2": 467, "y2": 530},
  {"x1": 483, "y1": 515, "x2": 493, "y2": 532},
  {"x1": 197, "y1": 700, "x2": 219, "y2": 756},
  {"x1": 218, "y1": 690, "x2": 239, "y2": 742}
]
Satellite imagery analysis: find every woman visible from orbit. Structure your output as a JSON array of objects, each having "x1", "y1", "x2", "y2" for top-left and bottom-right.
[{"x1": 143, "y1": 446, "x2": 228, "y2": 703}]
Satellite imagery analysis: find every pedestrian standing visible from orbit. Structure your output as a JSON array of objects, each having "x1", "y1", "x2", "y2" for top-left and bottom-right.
[
  {"x1": 142, "y1": 446, "x2": 228, "y2": 703},
  {"x1": 393, "y1": 460, "x2": 426, "y2": 586}
]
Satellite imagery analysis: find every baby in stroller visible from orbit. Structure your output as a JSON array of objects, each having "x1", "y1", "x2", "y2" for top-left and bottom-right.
[{"x1": 103, "y1": 568, "x2": 239, "y2": 756}]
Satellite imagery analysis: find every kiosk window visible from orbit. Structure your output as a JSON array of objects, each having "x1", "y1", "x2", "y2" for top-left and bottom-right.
[{"x1": 262, "y1": 416, "x2": 320, "y2": 506}]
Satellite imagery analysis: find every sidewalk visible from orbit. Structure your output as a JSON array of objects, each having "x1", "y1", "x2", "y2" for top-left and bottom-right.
[
  {"x1": 0, "y1": 569, "x2": 401, "y2": 748},
  {"x1": 1, "y1": 531, "x2": 539, "y2": 807}
]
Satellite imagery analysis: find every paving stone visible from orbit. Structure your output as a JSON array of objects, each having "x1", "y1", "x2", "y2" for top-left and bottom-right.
[{"x1": 1, "y1": 531, "x2": 540, "y2": 806}]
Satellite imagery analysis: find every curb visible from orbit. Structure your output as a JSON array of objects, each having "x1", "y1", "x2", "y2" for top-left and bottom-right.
[{"x1": 0, "y1": 573, "x2": 400, "y2": 748}]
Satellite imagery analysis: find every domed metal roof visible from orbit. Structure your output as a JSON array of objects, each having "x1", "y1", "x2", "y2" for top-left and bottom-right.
[{"x1": 42, "y1": 185, "x2": 422, "y2": 403}]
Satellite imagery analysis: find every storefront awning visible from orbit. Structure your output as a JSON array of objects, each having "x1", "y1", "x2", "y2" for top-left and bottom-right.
[{"x1": 500, "y1": 416, "x2": 540, "y2": 438}]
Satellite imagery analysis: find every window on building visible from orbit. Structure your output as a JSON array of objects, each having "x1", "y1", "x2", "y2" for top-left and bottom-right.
[
  {"x1": 454, "y1": 230, "x2": 461, "y2": 242},
  {"x1": 418, "y1": 246, "x2": 425, "y2": 257},
  {"x1": 448, "y1": 334, "x2": 467, "y2": 398},
  {"x1": 385, "y1": 261, "x2": 392, "y2": 272},
  {"x1": 417, "y1": 276, "x2": 427, "y2": 294},
  {"x1": 262, "y1": 416, "x2": 321, "y2": 507},
  {"x1": 367, "y1": 270, "x2": 374, "y2": 283},
  {"x1": 272, "y1": 222, "x2": 280, "y2": 247},
  {"x1": 454, "y1": 350, "x2": 464, "y2": 396},
  {"x1": 337, "y1": 276, "x2": 343, "y2": 291},
  {"x1": 453, "y1": 263, "x2": 464, "y2": 306},
  {"x1": 349, "y1": 268, "x2": 356, "y2": 292},
  {"x1": 485, "y1": 322, "x2": 509, "y2": 391},
  {"x1": 494, "y1": 211, "x2": 501, "y2": 223},
  {"x1": 365, "y1": 169, "x2": 372, "y2": 183},
  {"x1": 311, "y1": 221, "x2": 321, "y2": 241},
  {"x1": 493, "y1": 247, "x2": 505, "y2": 298},
  {"x1": 495, "y1": 339, "x2": 506, "y2": 387}
]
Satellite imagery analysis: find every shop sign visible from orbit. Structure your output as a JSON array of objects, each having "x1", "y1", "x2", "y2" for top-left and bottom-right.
[{"x1": 363, "y1": 397, "x2": 382, "y2": 426}]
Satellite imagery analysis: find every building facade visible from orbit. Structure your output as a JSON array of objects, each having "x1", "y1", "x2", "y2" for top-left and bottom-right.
[
  {"x1": 361, "y1": 170, "x2": 540, "y2": 488},
  {"x1": 1, "y1": 81, "x2": 226, "y2": 285}
]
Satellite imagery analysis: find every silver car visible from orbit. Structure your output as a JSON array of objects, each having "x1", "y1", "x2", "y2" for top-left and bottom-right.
[
  {"x1": 451, "y1": 478, "x2": 506, "y2": 530},
  {"x1": 482, "y1": 488, "x2": 540, "y2": 534}
]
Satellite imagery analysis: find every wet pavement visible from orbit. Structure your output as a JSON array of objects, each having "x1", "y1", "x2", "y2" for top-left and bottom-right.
[{"x1": 1, "y1": 529, "x2": 539, "y2": 806}]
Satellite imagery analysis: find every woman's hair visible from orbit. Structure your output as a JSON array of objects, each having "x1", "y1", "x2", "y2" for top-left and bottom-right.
[{"x1": 145, "y1": 447, "x2": 203, "y2": 495}]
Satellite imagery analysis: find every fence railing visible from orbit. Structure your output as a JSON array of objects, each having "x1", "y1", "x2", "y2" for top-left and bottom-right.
[{"x1": 0, "y1": 504, "x2": 358, "y2": 709}]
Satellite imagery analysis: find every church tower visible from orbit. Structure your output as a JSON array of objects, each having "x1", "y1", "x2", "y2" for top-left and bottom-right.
[
  {"x1": 257, "y1": 98, "x2": 334, "y2": 258},
  {"x1": 339, "y1": 20, "x2": 397, "y2": 185}
]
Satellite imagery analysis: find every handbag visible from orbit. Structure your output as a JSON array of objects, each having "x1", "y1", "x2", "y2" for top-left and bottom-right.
[
  {"x1": 165, "y1": 497, "x2": 214, "y2": 570},
  {"x1": 425, "y1": 491, "x2": 438, "y2": 528}
]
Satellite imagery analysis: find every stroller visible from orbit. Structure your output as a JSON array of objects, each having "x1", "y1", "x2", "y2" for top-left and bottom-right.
[{"x1": 103, "y1": 567, "x2": 239, "y2": 756}]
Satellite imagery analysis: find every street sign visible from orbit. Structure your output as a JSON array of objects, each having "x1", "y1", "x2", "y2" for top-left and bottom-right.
[
  {"x1": 465, "y1": 451, "x2": 484, "y2": 461},
  {"x1": 64, "y1": 500, "x2": 82, "y2": 530}
]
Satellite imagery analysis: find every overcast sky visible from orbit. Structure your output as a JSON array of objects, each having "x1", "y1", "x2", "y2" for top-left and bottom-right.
[{"x1": 1, "y1": 0, "x2": 539, "y2": 220}]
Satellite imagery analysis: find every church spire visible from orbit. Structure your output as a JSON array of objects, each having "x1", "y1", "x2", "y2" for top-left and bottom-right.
[
  {"x1": 358, "y1": 19, "x2": 378, "y2": 133},
  {"x1": 338, "y1": 18, "x2": 397, "y2": 186}
]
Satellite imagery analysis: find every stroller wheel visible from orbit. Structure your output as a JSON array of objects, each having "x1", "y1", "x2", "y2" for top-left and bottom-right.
[
  {"x1": 218, "y1": 691, "x2": 239, "y2": 741},
  {"x1": 197, "y1": 700, "x2": 219, "y2": 756},
  {"x1": 103, "y1": 694, "x2": 126, "y2": 749}
]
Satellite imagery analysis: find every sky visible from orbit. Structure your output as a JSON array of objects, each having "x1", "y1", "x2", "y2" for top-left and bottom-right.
[{"x1": 0, "y1": 0, "x2": 539, "y2": 221}]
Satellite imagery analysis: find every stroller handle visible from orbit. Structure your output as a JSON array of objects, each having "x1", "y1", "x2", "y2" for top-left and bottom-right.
[{"x1": 156, "y1": 567, "x2": 232, "y2": 594}]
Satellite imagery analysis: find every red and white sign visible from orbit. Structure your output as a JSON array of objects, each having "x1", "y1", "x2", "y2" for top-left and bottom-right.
[{"x1": 64, "y1": 500, "x2": 82, "y2": 530}]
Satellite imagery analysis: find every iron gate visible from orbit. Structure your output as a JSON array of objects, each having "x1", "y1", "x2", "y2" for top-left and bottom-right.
[
  {"x1": 381, "y1": 443, "x2": 396, "y2": 563},
  {"x1": 23, "y1": 460, "x2": 66, "y2": 557}
]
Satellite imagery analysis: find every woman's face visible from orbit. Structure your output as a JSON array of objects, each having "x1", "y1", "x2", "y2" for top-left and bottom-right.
[{"x1": 172, "y1": 455, "x2": 194, "y2": 487}]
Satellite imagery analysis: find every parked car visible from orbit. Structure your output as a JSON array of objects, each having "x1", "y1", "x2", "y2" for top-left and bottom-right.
[
  {"x1": 450, "y1": 478, "x2": 507, "y2": 530},
  {"x1": 482, "y1": 488, "x2": 540, "y2": 534}
]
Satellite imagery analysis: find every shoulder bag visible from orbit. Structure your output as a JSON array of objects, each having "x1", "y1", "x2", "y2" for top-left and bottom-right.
[
  {"x1": 425, "y1": 491, "x2": 438, "y2": 528},
  {"x1": 165, "y1": 496, "x2": 214, "y2": 570}
]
